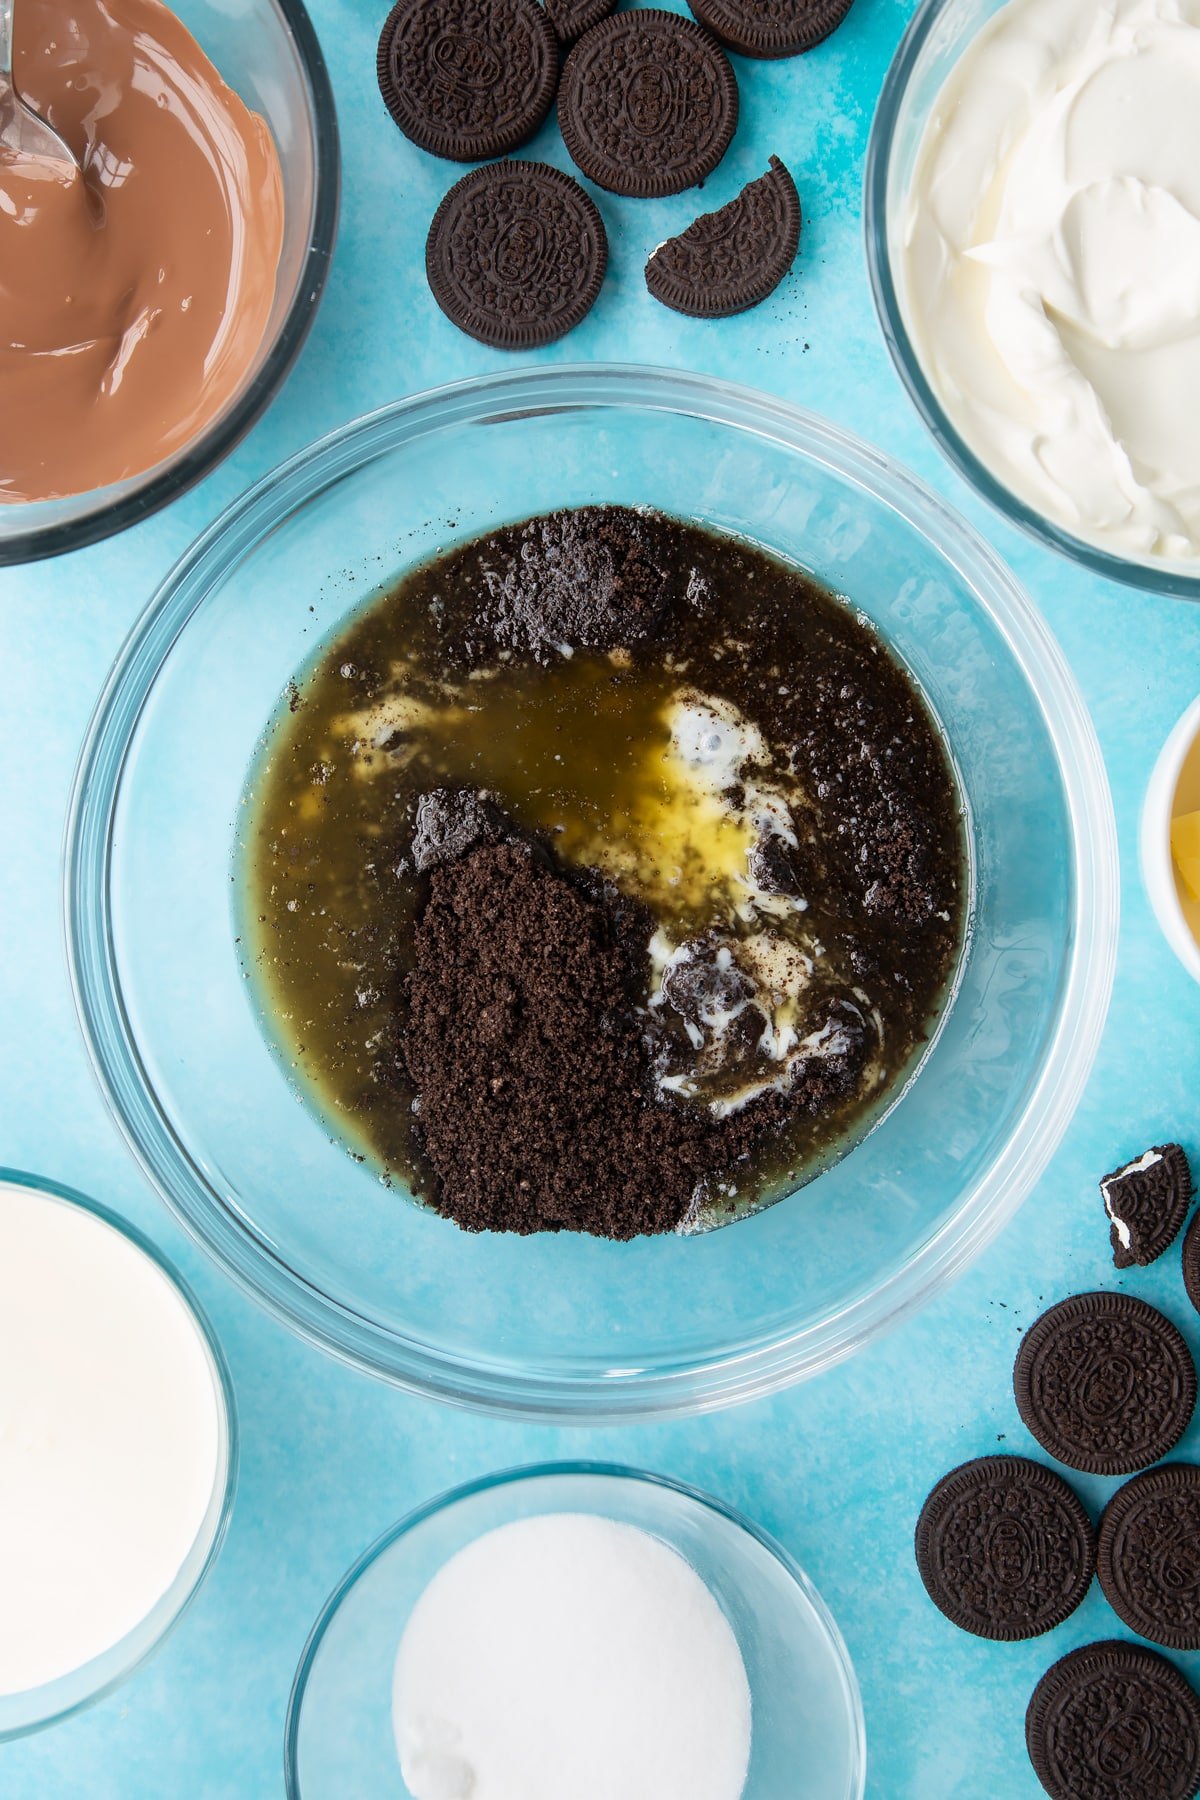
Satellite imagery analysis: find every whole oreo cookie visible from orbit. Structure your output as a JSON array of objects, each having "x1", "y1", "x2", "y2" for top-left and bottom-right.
[
  {"x1": 426, "y1": 161, "x2": 607, "y2": 348},
  {"x1": 687, "y1": 0, "x2": 856, "y2": 57},
  {"x1": 377, "y1": 0, "x2": 558, "y2": 162},
  {"x1": 1026, "y1": 1640, "x2": 1200, "y2": 1800},
  {"x1": 1098, "y1": 1466, "x2": 1200, "y2": 1652},
  {"x1": 1014, "y1": 1293, "x2": 1196, "y2": 1476},
  {"x1": 644, "y1": 156, "x2": 801, "y2": 317},
  {"x1": 544, "y1": 0, "x2": 615, "y2": 44},
  {"x1": 1102, "y1": 1143, "x2": 1194, "y2": 1269},
  {"x1": 1184, "y1": 1211, "x2": 1200, "y2": 1317},
  {"x1": 914, "y1": 1456, "x2": 1095, "y2": 1642},
  {"x1": 558, "y1": 10, "x2": 739, "y2": 198}
]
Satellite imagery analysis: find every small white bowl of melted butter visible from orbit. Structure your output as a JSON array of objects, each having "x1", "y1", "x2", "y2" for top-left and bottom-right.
[{"x1": 1143, "y1": 696, "x2": 1200, "y2": 983}]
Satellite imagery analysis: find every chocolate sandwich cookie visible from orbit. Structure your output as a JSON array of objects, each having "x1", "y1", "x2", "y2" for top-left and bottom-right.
[
  {"x1": 914, "y1": 1456, "x2": 1095, "y2": 1642},
  {"x1": 1098, "y1": 1466, "x2": 1200, "y2": 1652},
  {"x1": 1026, "y1": 1641, "x2": 1200, "y2": 1800},
  {"x1": 644, "y1": 156, "x2": 801, "y2": 317},
  {"x1": 377, "y1": 0, "x2": 558, "y2": 162},
  {"x1": 543, "y1": 0, "x2": 615, "y2": 45},
  {"x1": 1014, "y1": 1292, "x2": 1196, "y2": 1476},
  {"x1": 1102, "y1": 1143, "x2": 1194, "y2": 1269},
  {"x1": 687, "y1": 0, "x2": 857, "y2": 57},
  {"x1": 1184, "y1": 1211, "x2": 1200, "y2": 1318},
  {"x1": 558, "y1": 10, "x2": 739, "y2": 198},
  {"x1": 426, "y1": 161, "x2": 607, "y2": 349}
]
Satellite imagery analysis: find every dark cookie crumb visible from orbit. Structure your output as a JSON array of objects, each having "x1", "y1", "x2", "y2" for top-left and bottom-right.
[
  {"x1": 399, "y1": 837, "x2": 789, "y2": 1237},
  {"x1": 469, "y1": 506, "x2": 674, "y2": 663}
]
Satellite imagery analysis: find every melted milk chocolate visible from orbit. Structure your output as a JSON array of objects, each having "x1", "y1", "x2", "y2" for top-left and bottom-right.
[{"x1": 1, "y1": 0, "x2": 284, "y2": 503}]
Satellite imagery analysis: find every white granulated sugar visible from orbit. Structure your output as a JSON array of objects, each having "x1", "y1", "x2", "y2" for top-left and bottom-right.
[
  {"x1": 0, "y1": 1181, "x2": 221, "y2": 1695},
  {"x1": 392, "y1": 1512, "x2": 753, "y2": 1800}
]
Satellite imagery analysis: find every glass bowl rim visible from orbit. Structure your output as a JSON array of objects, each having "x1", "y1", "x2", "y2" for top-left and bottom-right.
[
  {"x1": 64, "y1": 361, "x2": 1120, "y2": 1422},
  {"x1": 0, "y1": 0, "x2": 341, "y2": 568},
  {"x1": 282, "y1": 1458, "x2": 867, "y2": 1800},
  {"x1": 863, "y1": 0, "x2": 1200, "y2": 602},
  {"x1": 0, "y1": 1165, "x2": 239, "y2": 1740}
]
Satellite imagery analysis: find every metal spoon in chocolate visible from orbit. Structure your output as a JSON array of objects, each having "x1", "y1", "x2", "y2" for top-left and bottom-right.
[{"x1": 0, "y1": 0, "x2": 78, "y2": 173}]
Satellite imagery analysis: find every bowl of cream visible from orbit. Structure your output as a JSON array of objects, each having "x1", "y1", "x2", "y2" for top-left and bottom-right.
[
  {"x1": 285, "y1": 1463, "x2": 865, "y2": 1800},
  {"x1": 0, "y1": 1170, "x2": 236, "y2": 1738},
  {"x1": 866, "y1": 0, "x2": 1200, "y2": 597},
  {"x1": 0, "y1": 0, "x2": 338, "y2": 566}
]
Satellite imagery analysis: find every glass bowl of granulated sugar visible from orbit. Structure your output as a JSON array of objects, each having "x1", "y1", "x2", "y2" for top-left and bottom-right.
[{"x1": 285, "y1": 1462, "x2": 865, "y2": 1800}]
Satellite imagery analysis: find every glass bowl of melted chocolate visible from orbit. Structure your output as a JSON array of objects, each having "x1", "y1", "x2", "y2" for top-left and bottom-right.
[{"x1": 68, "y1": 367, "x2": 1117, "y2": 1417}]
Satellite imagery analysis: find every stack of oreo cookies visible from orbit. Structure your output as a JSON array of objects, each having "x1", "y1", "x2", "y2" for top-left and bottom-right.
[
  {"x1": 916, "y1": 1142, "x2": 1200, "y2": 1800},
  {"x1": 375, "y1": 0, "x2": 845, "y2": 345}
]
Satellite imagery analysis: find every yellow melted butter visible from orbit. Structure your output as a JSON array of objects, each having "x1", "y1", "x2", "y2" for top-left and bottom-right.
[{"x1": 332, "y1": 652, "x2": 796, "y2": 927}]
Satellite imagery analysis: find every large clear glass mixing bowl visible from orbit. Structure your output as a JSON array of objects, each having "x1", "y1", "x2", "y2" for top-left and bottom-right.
[{"x1": 66, "y1": 366, "x2": 1118, "y2": 1420}]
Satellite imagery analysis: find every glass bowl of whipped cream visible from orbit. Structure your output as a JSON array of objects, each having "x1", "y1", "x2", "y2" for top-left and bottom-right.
[
  {"x1": 285, "y1": 1463, "x2": 865, "y2": 1800},
  {"x1": 866, "y1": 0, "x2": 1200, "y2": 598},
  {"x1": 0, "y1": 0, "x2": 338, "y2": 566},
  {"x1": 66, "y1": 366, "x2": 1117, "y2": 1420}
]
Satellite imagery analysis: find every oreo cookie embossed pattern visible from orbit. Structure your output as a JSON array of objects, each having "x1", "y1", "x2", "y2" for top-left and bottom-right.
[
  {"x1": 1098, "y1": 1466, "x2": 1200, "y2": 1652},
  {"x1": 558, "y1": 10, "x2": 739, "y2": 197},
  {"x1": 426, "y1": 162, "x2": 608, "y2": 348},
  {"x1": 1014, "y1": 1293, "x2": 1197, "y2": 1476},
  {"x1": 644, "y1": 157, "x2": 801, "y2": 317},
  {"x1": 915, "y1": 1457, "x2": 1095, "y2": 1642},
  {"x1": 377, "y1": 0, "x2": 558, "y2": 161},
  {"x1": 1026, "y1": 1641, "x2": 1200, "y2": 1800}
]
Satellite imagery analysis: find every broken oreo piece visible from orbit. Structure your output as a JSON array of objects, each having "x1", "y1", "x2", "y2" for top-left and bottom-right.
[
  {"x1": 1098, "y1": 1464, "x2": 1200, "y2": 1651},
  {"x1": 1014, "y1": 1292, "x2": 1197, "y2": 1476},
  {"x1": 558, "y1": 10, "x2": 739, "y2": 198},
  {"x1": 543, "y1": 0, "x2": 614, "y2": 44},
  {"x1": 687, "y1": 0, "x2": 857, "y2": 57},
  {"x1": 915, "y1": 1456, "x2": 1095, "y2": 1642},
  {"x1": 645, "y1": 157, "x2": 801, "y2": 319},
  {"x1": 1101, "y1": 1142, "x2": 1194, "y2": 1268},
  {"x1": 426, "y1": 162, "x2": 607, "y2": 350},
  {"x1": 377, "y1": 0, "x2": 558, "y2": 162},
  {"x1": 1026, "y1": 1641, "x2": 1200, "y2": 1800},
  {"x1": 409, "y1": 789, "x2": 512, "y2": 874}
]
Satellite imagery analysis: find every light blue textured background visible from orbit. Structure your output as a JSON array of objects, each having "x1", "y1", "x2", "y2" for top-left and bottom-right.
[{"x1": 2, "y1": 0, "x2": 1199, "y2": 1793}]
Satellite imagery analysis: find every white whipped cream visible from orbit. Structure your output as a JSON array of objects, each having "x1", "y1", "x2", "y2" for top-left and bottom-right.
[{"x1": 900, "y1": 0, "x2": 1200, "y2": 562}]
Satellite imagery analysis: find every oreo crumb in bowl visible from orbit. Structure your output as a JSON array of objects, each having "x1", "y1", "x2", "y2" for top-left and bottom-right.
[
  {"x1": 66, "y1": 370, "x2": 1117, "y2": 1414},
  {"x1": 240, "y1": 505, "x2": 966, "y2": 1239}
]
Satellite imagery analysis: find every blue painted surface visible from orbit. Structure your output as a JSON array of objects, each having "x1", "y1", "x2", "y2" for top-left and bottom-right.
[{"x1": 2, "y1": 0, "x2": 1199, "y2": 1793}]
